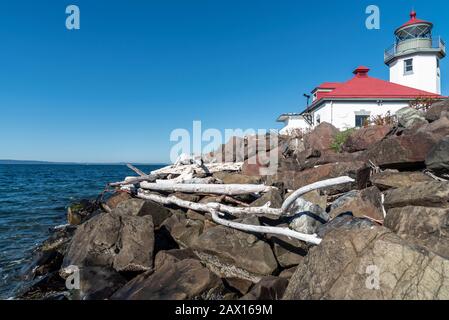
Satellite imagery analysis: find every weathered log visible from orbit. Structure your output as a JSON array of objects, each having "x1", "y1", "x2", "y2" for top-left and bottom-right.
[
  {"x1": 126, "y1": 163, "x2": 147, "y2": 177},
  {"x1": 137, "y1": 191, "x2": 281, "y2": 216},
  {"x1": 151, "y1": 162, "x2": 243, "y2": 175},
  {"x1": 139, "y1": 182, "x2": 274, "y2": 196},
  {"x1": 109, "y1": 175, "x2": 157, "y2": 187},
  {"x1": 281, "y1": 176, "x2": 355, "y2": 213},
  {"x1": 210, "y1": 210, "x2": 322, "y2": 245}
]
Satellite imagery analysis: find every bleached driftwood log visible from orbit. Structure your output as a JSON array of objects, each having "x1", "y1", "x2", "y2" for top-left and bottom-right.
[
  {"x1": 137, "y1": 191, "x2": 281, "y2": 216},
  {"x1": 139, "y1": 182, "x2": 274, "y2": 196},
  {"x1": 126, "y1": 163, "x2": 147, "y2": 177},
  {"x1": 151, "y1": 162, "x2": 243, "y2": 176},
  {"x1": 136, "y1": 191, "x2": 320, "y2": 244},
  {"x1": 282, "y1": 176, "x2": 355, "y2": 213},
  {"x1": 210, "y1": 210, "x2": 322, "y2": 245},
  {"x1": 109, "y1": 175, "x2": 158, "y2": 187}
]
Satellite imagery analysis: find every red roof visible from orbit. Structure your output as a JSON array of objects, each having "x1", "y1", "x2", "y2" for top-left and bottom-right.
[
  {"x1": 317, "y1": 82, "x2": 342, "y2": 89},
  {"x1": 398, "y1": 10, "x2": 432, "y2": 30},
  {"x1": 308, "y1": 66, "x2": 443, "y2": 107}
]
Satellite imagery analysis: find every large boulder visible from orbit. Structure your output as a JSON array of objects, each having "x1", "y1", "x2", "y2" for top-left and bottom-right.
[
  {"x1": 426, "y1": 99, "x2": 449, "y2": 122},
  {"x1": 106, "y1": 192, "x2": 132, "y2": 210},
  {"x1": 385, "y1": 206, "x2": 449, "y2": 259},
  {"x1": 366, "y1": 131, "x2": 437, "y2": 169},
  {"x1": 114, "y1": 198, "x2": 172, "y2": 227},
  {"x1": 269, "y1": 161, "x2": 370, "y2": 192},
  {"x1": 267, "y1": 233, "x2": 308, "y2": 268},
  {"x1": 426, "y1": 136, "x2": 449, "y2": 174},
  {"x1": 241, "y1": 276, "x2": 288, "y2": 300},
  {"x1": 342, "y1": 125, "x2": 391, "y2": 153},
  {"x1": 384, "y1": 181, "x2": 449, "y2": 209},
  {"x1": 62, "y1": 212, "x2": 154, "y2": 273},
  {"x1": 303, "y1": 122, "x2": 339, "y2": 156},
  {"x1": 284, "y1": 216, "x2": 449, "y2": 299},
  {"x1": 68, "y1": 267, "x2": 127, "y2": 300},
  {"x1": 329, "y1": 187, "x2": 384, "y2": 221},
  {"x1": 288, "y1": 198, "x2": 329, "y2": 234},
  {"x1": 111, "y1": 258, "x2": 222, "y2": 300},
  {"x1": 396, "y1": 107, "x2": 427, "y2": 128},
  {"x1": 165, "y1": 214, "x2": 204, "y2": 249},
  {"x1": 212, "y1": 172, "x2": 263, "y2": 185},
  {"x1": 192, "y1": 217, "x2": 278, "y2": 276},
  {"x1": 370, "y1": 171, "x2": 433, "y2": 190}
]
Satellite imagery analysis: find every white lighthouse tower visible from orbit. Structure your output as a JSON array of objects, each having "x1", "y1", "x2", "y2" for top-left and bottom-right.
[{"x1": 384, "y1": 11, "x2": 446, "y2": 94}]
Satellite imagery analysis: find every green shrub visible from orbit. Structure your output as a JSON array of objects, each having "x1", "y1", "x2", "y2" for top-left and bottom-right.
[{"x1": 330, "y1": 128, "x2": 355, "y2": 153}]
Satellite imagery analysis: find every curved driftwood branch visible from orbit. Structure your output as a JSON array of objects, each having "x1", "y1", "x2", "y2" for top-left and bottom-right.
[
  {"x1": 210, "y1": 210, "x2": 322, "y2": 245},
  {"x1": 139, "y1": 182, "x2": 275, "y2": 196},
  {"x1": 281, "y1": 176, "x2": 355, "y2": 213},
  {"x1": 137, "y1": 191, "x2": 281, "y2": 216}
]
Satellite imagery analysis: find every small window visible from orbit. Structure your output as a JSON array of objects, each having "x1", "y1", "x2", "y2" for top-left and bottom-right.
[
  {"x1": 404, "y1": 59, "x2": 413, "y2": 75},
  {"x1": 316, "y1": 115, "x2": 321, "y2": 125},
  {"x1": 355, "y1": 115, "x2": 369, "y2": 128}
]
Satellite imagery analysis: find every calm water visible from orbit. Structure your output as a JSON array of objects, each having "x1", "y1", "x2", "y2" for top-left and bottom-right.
[{"x1": 0, "y1": 164, "x2": 163, "y2": 299}]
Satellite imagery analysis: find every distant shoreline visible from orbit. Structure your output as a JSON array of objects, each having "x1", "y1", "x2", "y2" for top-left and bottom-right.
[{"x1": 0, "y1": 160, "x2": 168, "y2": 166}]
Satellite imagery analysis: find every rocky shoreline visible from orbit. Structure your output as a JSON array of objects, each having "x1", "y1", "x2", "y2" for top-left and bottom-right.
[{"x1": 15, "y1": 99, "x2": 449, "y2": 300}]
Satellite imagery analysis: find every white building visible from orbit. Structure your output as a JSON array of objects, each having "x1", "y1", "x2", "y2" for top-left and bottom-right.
[{"x1": 278, "y1": 11, "x2": 446, "y2": 132}]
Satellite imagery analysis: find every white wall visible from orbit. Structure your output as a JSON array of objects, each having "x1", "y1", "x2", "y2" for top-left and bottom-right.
[
  {"x1": 279, "y1": 117, "x2": 311, "y2": 135},
  {"x1": 312, "y1": 100, "x2": 410, "y2": 130},
  {"x1": 389, "y1": 53, "x2": 441, "y2": 94}
]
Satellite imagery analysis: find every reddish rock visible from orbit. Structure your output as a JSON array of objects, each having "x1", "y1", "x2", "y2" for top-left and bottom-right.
[
  {"x1": 242, "y1": 148, "x2": 280, "y2": 176},
  {"x1": 366, "y1": 131, "x2": 437, "y2": 169},
  {"x1": 329, "y1": 187, "x2": 384, "y2": 221},
  {"x1": 303, "y1": 122, "x2": 339, "y2": 156},
  {"x1": 425, "y1": 99, "x2": 449, "y2": 122},
  {"x1": 370, "y1": 171, "x2": 433, "y2": 190},
  {"x1": 342, "y1": 125, "x2": 391, "y2": 153},
  {"x1": 269, "y1": 161, "x2": 370, "y2": 193},
  {"x1": 106, "y1": 192, "x2": 132, "y2": 210}
]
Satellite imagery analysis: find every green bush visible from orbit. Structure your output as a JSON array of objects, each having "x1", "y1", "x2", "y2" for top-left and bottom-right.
[{"x1": 330, "y1": 128, "x2": 355, "y2": 153}]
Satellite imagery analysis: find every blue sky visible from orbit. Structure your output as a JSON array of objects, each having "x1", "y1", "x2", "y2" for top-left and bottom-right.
[{"x1": 0, "y1": 0, "x2": 448, "y2": 163}]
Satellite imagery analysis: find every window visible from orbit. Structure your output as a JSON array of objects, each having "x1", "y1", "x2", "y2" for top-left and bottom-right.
[
  {"x1": 316, "y1": 115, "x2": 321, "y2": 125},
  {"x1": 404, "y1": 59, "x2": 413, "y2": 75},
  {"x1": 355, "y1": 115, "x2": 369, "y2": 128}
]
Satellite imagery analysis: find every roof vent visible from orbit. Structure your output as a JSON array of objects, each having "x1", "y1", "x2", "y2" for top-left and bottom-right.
[{"x1": 353, "y1": 66, "x2": 370, "y2": 78}]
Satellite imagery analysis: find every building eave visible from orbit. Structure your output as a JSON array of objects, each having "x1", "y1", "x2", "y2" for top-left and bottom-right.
[{"x1": 301, "y1": 96, "x2": 446, "y2": 114}]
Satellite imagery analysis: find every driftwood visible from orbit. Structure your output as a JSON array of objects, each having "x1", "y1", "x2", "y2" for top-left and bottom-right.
[
  {"x1": 210, "y1": 210, "x2": 322, "y2": 245},
  {"x1": 137, "y1": 191, "x2": 282, "y2": 216},
  {"x1": 281, "y1": 176, "x2": 355, "y2": 213},
  {"x1": 139, "y1": 182, "x2": 275, "y2": 196},
  {"x1": 126, "y1": 163, "x2": 147, "y2": 177},
  {"x1": 151, "y1": 162, "x2": 243, "y2": 176}
]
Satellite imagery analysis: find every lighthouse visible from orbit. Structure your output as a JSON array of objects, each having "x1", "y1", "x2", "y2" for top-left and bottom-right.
[{"x1": 384, "y1": 11, "x2": 446, "y2": 94}]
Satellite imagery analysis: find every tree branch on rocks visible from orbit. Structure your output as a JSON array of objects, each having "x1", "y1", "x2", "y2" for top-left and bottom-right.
[
  {"x1": 209, "y1": 210, "x2": 322, "y2": 245},
  {"x1": 139, "y1": 181, "x2": 275, "y2": 196},
  {"x1": 150, "y1": 162, "x2": 243, "y2": 176},
  {"x1": 281, "y1": 176, "x2": 355, "y2": 213},
  {"x1": 136, "y1": 191, "x2": 282, "y2": 217}
]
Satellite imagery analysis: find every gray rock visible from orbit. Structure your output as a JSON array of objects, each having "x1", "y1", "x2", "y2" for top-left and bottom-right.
[
  {"x1": 426, "y1": 99, "x2": 449, "y2": 122},
  {"x1": 384, "y1": 181, "x2": 449, "y2": 209},
  {"x1": 192, "y1": 217, "x2": 278, "y2": 276},
  {"x1": 62, "y1": 212, "x2": 154, "y2": 273},
  {"x1": 396, "y1": 107, "x2": 427, "y2": 128},
  {"x1": 288, "y1": 198, "x2": 329, "y2": 234},
  {"x1": 111, "y1": 258, "x2": 222, "y2": 300},
  {"x1": 284, "y1": 217, "x2": 449, "y2": 300},
  {"x1": 241, "y1": 276, "x2": 288, "y2": 300},
  {"x1": 385, "y1": 206, "x2": 449, "y2": 259},
  {"x1": 115, "y1": 198, "x2": 172, "y2": 227},
  {"x1": 426, "y1": 136, "x2": 449, "y2": 174}
]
